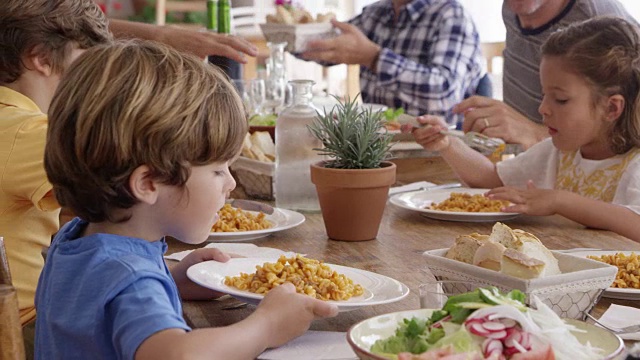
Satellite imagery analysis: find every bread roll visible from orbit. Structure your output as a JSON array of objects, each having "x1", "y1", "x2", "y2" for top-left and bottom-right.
[
  {"x1": 489, "y1": 222, "x2": 560, "y2": 276},
  {"x1": 489, "y1": 222, "x2": 521, "y2": 249},
  {"x1": 473, "y1": 241, "x2": 506, "y2": 271},
  {"x1": 445, "y1": 233, "x2": 489, "y2": 264},
  {"x1": 316, "y1": 12, "x2": 336, "y2": 23},
  {"x1": 275, "y1": 5, "x2": 294, "y2": 25},
  {"x1": 241, "y1": 133, "x2": 257, "y2": 160},
  {"x1": 250, "y1": 131, "x2": 275, "y2": 161},
  {"x1": 519, "y1": 241, "x2": 560, "y2": 276},
  {"x1": 444, "y1": 222, "x2": 561, "y2": 279},
  {"x1": 501, "y1": 248, "x2": 545, "y2": 279}
]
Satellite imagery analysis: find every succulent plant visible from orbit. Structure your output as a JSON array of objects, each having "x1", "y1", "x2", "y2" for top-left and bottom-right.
[{"x1": 308, "y1": 96, "x2": 394, "y2": 169}]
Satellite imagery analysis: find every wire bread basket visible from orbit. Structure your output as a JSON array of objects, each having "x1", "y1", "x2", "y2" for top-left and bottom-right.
[{"x1": 423, "y1": 249, "x2": 617, "y2": 320}]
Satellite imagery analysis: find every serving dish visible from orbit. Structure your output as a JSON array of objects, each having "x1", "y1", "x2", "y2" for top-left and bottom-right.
[{"x1": 347, "y1": 309, "x2": 624, "y2": 360}]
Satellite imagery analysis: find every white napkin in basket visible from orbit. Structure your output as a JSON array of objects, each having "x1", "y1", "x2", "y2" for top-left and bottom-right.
[
  {"x1": 597, "y1": 304, "x2": 640, "y2": 341},
  {"x1": 164, "y1": 243, "x2": 298, "y2": 262},
  {"x1": 258, "y1": 331, "x2": 357, "y2": 360}
]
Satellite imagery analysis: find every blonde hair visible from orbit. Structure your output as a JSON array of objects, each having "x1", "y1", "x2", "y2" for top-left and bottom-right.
[
  {"x1": 0, "y1": 0, "x2": 112, "y2": 84},
  {"x1": 542, "y1": 16, "x2": 640, "y2": 154},
  {"x1": 45, "y1": 40, "x2": 247, "y2": 222}
]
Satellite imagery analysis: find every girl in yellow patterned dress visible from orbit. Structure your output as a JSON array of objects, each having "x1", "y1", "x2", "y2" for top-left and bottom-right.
[{"x1": 406, "y1": 17, "x2": 640, "y2": 242}]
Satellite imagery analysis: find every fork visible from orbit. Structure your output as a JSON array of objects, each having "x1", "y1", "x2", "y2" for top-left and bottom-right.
[
  {"x1": 585, "y1": 313, "x2": 640, "y2": 334},
  {"x1": 396, "y1": 114, "x2": 505, "y2": 153}
]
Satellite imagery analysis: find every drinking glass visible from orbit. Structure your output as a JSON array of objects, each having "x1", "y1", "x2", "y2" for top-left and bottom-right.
[
  {"x1": 263, "y1": 78, "x2": 286, "y2": 115},
  {"x1": 232, "y1": 79, "x2": 265, "y2": 117},
  {"x1": 418, "y1": 280, "x2": 485, "y2": 309}
]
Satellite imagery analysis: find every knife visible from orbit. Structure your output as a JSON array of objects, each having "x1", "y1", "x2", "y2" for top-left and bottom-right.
[
  {"x1": 389, "y1": 182, "x2": 462, "y2": 196},
  {"x1": 227, "y1": 199, "x2": 275, "y2": 215}
]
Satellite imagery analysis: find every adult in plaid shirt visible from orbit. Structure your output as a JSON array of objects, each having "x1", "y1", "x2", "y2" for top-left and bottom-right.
[{"x1": 302, "y1": 0, "x2": 485, "y2": 126}]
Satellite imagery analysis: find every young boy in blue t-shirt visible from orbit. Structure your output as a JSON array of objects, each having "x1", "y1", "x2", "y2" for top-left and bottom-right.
[{"x1": 35, "y1": 40, "x2": 338, "y2": 360}]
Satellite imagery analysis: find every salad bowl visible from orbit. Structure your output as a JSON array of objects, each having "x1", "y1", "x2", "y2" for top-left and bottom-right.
[{"x1": 347, "y1": 288, "x2": 624, "y2": 360}]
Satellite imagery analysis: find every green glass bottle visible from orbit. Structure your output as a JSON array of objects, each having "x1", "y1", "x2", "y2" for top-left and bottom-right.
[
  {"x1": 207, "y1": 0, "x2": 242, "y2": 80},
  {"x1": 217, "y1": 0, "x2": 230, "y2": 34},
  {"x1": 206, "y1": 0, "x2": 218, "y2": 32}
]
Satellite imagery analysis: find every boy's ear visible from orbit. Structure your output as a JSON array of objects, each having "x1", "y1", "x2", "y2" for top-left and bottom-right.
[
  {"x1": 24, "y1": 45, "x2": 54, "y2": 77},
  {"x1": 605, "y1": 94, "x2": 625, "y2": 123},
  {"x1": 129, "y1": 165, "x2": 159, "y2": 205}
]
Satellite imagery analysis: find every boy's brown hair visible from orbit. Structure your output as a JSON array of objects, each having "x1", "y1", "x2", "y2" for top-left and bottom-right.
[
  {"x1": 542, "y1": 16, "x2": 640, "y2": 154},
  {"x1": 44, "y1": 40, "x2": 248, "y2": 223},
  {"x1": 0, "y1": 0, "x2": 112, "y2": 85}
]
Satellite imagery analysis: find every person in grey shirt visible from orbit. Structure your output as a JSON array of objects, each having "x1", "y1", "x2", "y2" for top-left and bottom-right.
[{"x1": 453, "y1": 0, "x2": 637, "y2": 149}]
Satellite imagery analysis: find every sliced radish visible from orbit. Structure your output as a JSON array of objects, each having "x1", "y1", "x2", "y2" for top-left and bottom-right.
[
  {"x1": 485, "y1": 330, "x2": 508, "y2": 340},
  {"x1": 468, "y1": 322, "x2": 491, "y2": 337},
  {"x1": 500, "y1": 318, "x2": 517, "y2": 329},
  {"x1": 483, "y1": 338, "x2": 503, "y2": 355},
  {"x1": 482, "y1": 321, "x2": 506, "y2": 332}
]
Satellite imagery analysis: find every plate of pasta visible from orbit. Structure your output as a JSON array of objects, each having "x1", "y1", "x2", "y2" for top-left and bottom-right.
[
  {"x1": 186, "y1": 255, "x2": 410, "y2": 311},
  {"x1": 567, "y1": 250, "x2": 640, "y2": 300},
  {"x1": 389, "y1": 187, "x2": 520, "y2": 222},
  {"x1": 209, "y1": 204, "x2": 305, "y2": 242}
]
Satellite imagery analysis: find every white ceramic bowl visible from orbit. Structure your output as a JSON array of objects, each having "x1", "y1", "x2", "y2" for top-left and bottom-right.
[{"x1": 347, "y1": 309, "x2": 624, "y2": 360}]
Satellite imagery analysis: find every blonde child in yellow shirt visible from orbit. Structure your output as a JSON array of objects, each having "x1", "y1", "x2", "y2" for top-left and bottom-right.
[{"x1": 0, "y1": 0, "x2": 113, "y2": 326}]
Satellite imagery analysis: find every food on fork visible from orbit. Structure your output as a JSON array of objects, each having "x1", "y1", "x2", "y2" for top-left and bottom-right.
[
  {"x1": 429, "y1": 192, "x2": 509, "y2": 212},
  {"x1": 211, "y1": 203, "x2": 272, "y2": 232},
  {"x1": 445, "y1": 222, "x2": 561, "y2": 279},
  {"x1": 587, "y1": 252, "x2": 639, "y2": 289},
  {"x1": 224, "y1": 254, "x2": 364, "y2": 300}
]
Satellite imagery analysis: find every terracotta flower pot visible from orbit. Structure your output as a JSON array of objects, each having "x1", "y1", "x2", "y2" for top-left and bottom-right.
[{"x1": 310, "y1": 161, "x2": 396, "y2": 241}]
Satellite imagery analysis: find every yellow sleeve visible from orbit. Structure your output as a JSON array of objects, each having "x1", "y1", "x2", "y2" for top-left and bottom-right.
[{"x1": 4, "y1": 114, "x2": 55, "y2": 209}]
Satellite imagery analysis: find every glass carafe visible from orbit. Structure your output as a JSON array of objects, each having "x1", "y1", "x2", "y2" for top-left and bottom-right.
[{"x1": 274, "y1": 80, "x2": 323, "y2": 211}]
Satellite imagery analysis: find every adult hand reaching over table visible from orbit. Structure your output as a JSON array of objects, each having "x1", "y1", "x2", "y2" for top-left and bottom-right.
[
  {"x1": 454, "y1": 96, "x2": 548, "y2": 149},
  {"x1": 109, "y1": 19, "x2": 258, "y2": 63},
  {"x1": 301, "y1": 19, "x2": 381, "y2": 70}
]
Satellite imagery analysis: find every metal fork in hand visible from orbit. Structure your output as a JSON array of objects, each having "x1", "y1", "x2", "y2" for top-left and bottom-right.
[
  {"x1": 585, "y1": 313, "x2": 640, "y2": 334},
  {"x1": 396, "y1": 114, "x2": 505, "y2": 153},
  {"x1": 446, "y1": 129, "x2": 505, "y2": 154}
]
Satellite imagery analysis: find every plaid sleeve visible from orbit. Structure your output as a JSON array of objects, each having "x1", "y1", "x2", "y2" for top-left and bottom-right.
[{"x1": 375, "y1": 5, "x2": 481, "y2": 115}]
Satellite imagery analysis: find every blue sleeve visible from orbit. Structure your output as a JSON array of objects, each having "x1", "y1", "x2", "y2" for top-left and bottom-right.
[{"x1": 107, "y1": 273, "x2": 191, "y2": 360}]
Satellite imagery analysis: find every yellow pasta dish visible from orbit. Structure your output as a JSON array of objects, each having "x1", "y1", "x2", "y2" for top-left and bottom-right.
[
  {"x1": 429, "y1": 192, "x2": 509, "y2": 212},
  {"x1": 588, "y1": 252, "x2": 639, "y2": 289},
  {"x1": 211, "y1": 203, "x2": 272, "y2": 232},
  {"x1": 224, "y1": 255, "x2": 364, "y2": 301}
]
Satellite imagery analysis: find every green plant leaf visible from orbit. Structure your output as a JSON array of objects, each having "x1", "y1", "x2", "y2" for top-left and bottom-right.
[{"x1": 307, "y1": 95, "x2": 394, "y2": 169}]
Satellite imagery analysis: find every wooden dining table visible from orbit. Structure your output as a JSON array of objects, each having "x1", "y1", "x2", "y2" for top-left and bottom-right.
[{"x1": 166, "y1": 155, "x2": 640, "y2": 348}]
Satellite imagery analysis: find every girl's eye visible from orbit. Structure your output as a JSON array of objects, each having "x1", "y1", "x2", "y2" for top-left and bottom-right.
[
  {"x1": 555, "y1": 99, "x2": 568, "y2": 104},
  {"x1": 214, "y1": 170, "x2": 226, "y2": 177}
]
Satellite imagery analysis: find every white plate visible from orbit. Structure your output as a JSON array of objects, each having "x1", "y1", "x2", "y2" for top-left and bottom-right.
[
  {"x1": 186, "y1": 258, "x2": 410, "y2": 311},
  {"x1": 566, "y1": 250, "x2": 640, "y2": 300},
  {"x1": 347, "y1": 309, "x2": 624, "y2": 360},
  {"x1": 389, "y1": 187, "x2": 520, "y2": 222},
  {"x1": 208, "y1": 208, "x2": 305, "y2": 242}
]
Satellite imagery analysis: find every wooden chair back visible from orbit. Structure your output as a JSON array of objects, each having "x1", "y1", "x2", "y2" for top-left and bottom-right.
[{"x1": 0, "y1": 237, "x2": 26, "y2": 360}]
